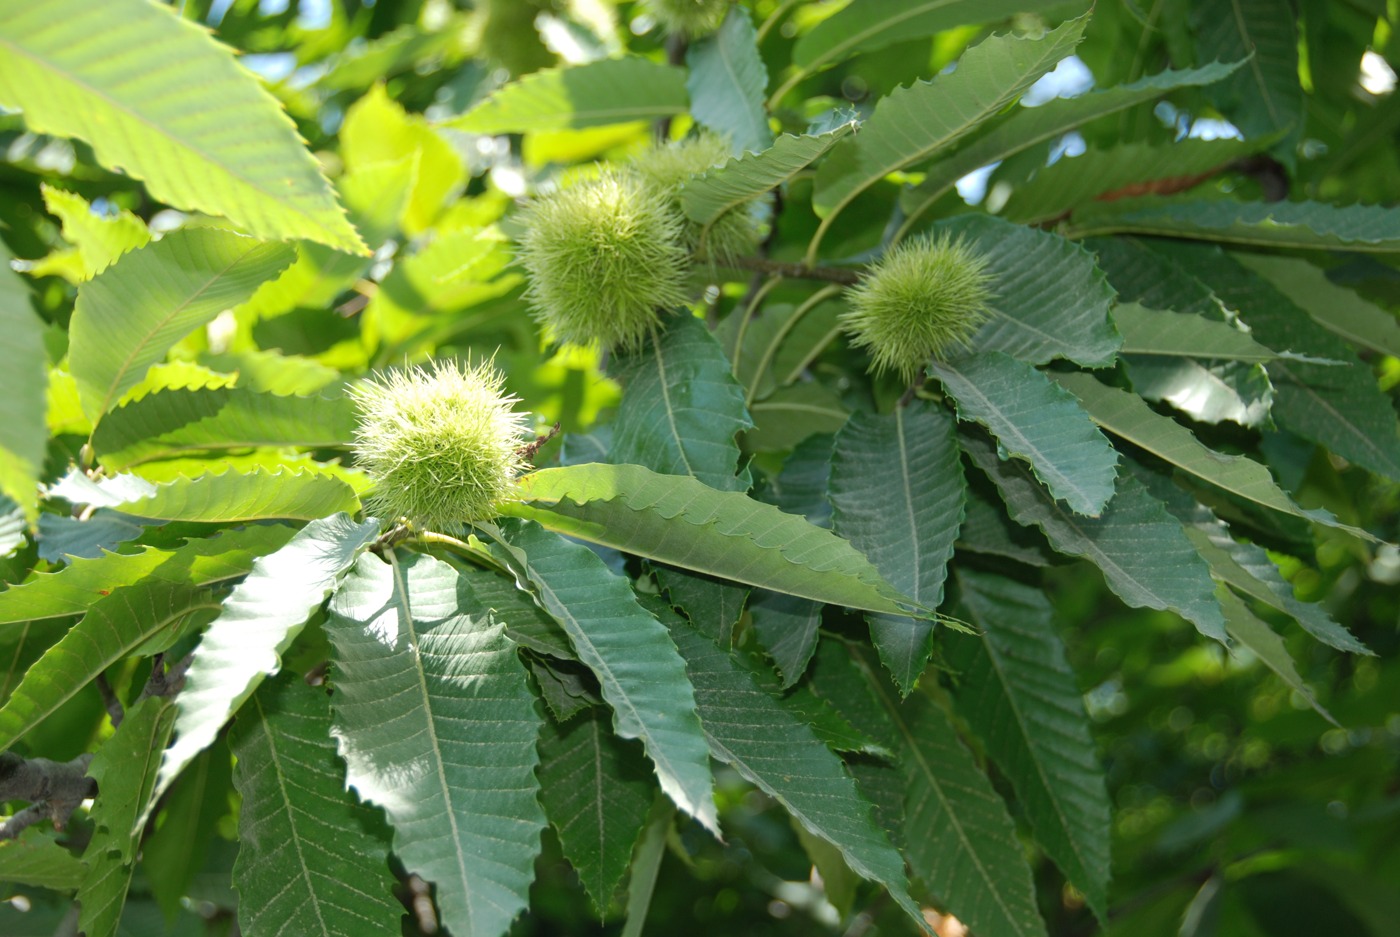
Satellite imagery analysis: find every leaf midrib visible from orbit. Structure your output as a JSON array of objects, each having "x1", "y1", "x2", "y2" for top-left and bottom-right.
[
  {"x1": 858, "y1": 651, "x2": 1033, "y2": 937},
  {"x1": 894, "y1": 408, "x2": 922, "y2": 602},
  {"x1": 519, "y1": 551, "x2": 691, "y2": 808},
  {"x1": 968, "y1": 609, "x2": 1097, "y2": 892},
  {"x1": 650, "y1": 339, "x2": 697, "y2": 478},
  {"x1": 1227, "y1": 0, "x2": 1284, "y2": 128},
  {"x1": 941, "y1": 362, "x2": 1094, "y2": 509},
  {"x1": 709, "y1": 20, "x2": 767, "y2": 145},
  {"x1": 386, "y1": 552, "x2": 475, "y2": 929},
  {"x1": 250, "y1": 692, "x2": 333, "y2": 936},
  {"x1": 1273, "y1": 360, "x2": 1400, "y2": 476}
]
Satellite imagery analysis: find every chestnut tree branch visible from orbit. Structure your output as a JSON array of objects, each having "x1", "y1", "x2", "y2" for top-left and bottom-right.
[
  {"x1": 95, "y1": 673, "x2": 124, "y2": 728},
  {"x1": 0, "y1": 752, "x2": 95, "y2": 840},
  {"x1": 718, "y1": 255, "x2": 862, "y2": 285}
]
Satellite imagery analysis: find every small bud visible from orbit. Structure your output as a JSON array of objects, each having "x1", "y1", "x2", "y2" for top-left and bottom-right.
[
  {"x1": 644, "y1": 0, "x2": 731, "y2": 38},
  {"x1": 839, "y1": 233, "x2": 994, "y2": 383},
  {"x1": 631, "y1": 133, "x2": 764, "y2": 265},
  {"x1": 518, "y1": 169, "x2": 690, "y2": 350},
  {"x1": 350, "y1": 360, "x2": 529, "y2": 530}
]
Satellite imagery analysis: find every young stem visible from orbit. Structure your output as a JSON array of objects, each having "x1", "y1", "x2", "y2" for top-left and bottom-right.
[
  {"x1": 717, "y1": 254, "x2": 862, "y2": 285},
  {"x1": 416, "y1": 530, "x2": 507, "y2": 573},
  {"x1": 729, "y1": 275, "x2": 785, "y2": 379},
  {"x1": 744, "y1": 283, "x2": 843, "y2": 407}
]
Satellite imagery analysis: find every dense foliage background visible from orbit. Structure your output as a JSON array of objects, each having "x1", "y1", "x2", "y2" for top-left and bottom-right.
[{"x1": 1, "y1": 1, "x2": 1398, "y2": 936}]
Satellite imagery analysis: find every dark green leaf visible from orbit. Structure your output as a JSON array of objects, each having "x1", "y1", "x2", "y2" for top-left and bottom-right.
[
  {"x1": 1068, "y1": 197, "x2": 1400, "y2": 251},
  {"x1": 77, "y1": 697, "x2": 176, "y2": 937},
  {"x1": 1086, "y1": 236, "x2": 1226, "y2": 317},
  {"x1": 956, "y1": 486, "x2": 1055, "y2": 567},
  {"x1": 1192, "y1": 0, "x2": 1301, "y2": 150},
  {"x1": 788, "y1": 0, "x2": 1075, "y2": 89},
  {"x1": 748, "y1": 433, "x2": 838, "y2": 683},
  {"x1": 896, "y1": 692, "x2": 1048, "y2": 937},
  {"x1": 720, "y1": 296, "x2": 843, "y2": 404},
  {"x1": 1201, "y1": 528, "x2": 1369, "y2": 655},
  {"x1": 932, "y1": 353, "x2": 1117, "y2": 516},
  {"x1": 143, "y1": 739, "x2": 233, "y2": 921},
  {"x1": 746, "y1": 383, "x2": 850, "y2": 454},
  {"x1": 948, "y1": 569, "x2": 1111, "y2": 920},
  {"x1": 761, "y1": 432, "x2": 835, "y2": 526},
  {"x1": 810, "y1": 16, "x2": 1088, "y2": 260},
  {"x1": 662, "y1": 610, "x2": 927, "y2": 933},
  {"x1": 748, "y1": 590, "x2": 821, "y2": 689},
  {"x1": 656, "y1": 568, "x2": 748, "y2": 647},
  {"x1": 936, "y1": 214, "x2": 1121, "y2": 367},
  {"x1": 537, "y1": 708, "x2": 655, "y2": 914},
  {"x1": 1236, "y1": 254, "x2": 1400, "y2": 359},
  {"x1": 830, "y1": 402, "x2": 964, "y2": 694},
  {"x1": 1217, "y1": 585, "x2": 1333, "y2": 722},
  {"x1": 230, "y1": 671, "x2": 403, "y2": 937},
  {"x1": 528, "y1": 656, "x2": 602, "y2": 723},
  {"x1": 489, "y1": 519, "x2": 718, "y2": 834},
  {"x1": 999, "y1": 137, "x2": 1260, "y2": 224},
  {"x1": 686, "y1": 7, "x2": 771, "y2": 156},
  {"x1": 1168, "y1": 244, "x2": 1400, "y2": 480},
  {"x1": 327, "y1": 551, "x2": 546, "y2": 937},
  {"x1": 679, "y1": 124, "x2": 854, "y2": 225},
  {"x1": 610, "y1": 316, "x2": 751, "y2": 492},
  {"x1": 774, "y1": 679, "x2": 890, "y2": 757},
  {"x1": 450, "y1": 558, "x2": 573, "y2": 659},
  {"x1": 1089, "y1": 238, "x2": 1273, "y2": 427},
  {"x1": 1054, "y1": 371, "x2": 1372, "y2": 539},
  {"x1": 820, "y1": 645, "x2": 1047, "y2": 937},
  {"x1": 900, "y1": 62, "x2": 1243, "y2": 229},
  {"x1": 1142, "y1": 472, "x2": 1371, "y2": 655},
  {"x1": 505, "y1": 463, "x2": 926, "y2": 617},
  {"x1": 964, "y1": 431, "x2": 1228, "y2": 642},
  {"x1": 621, "y1": 798, "x2": 672, "y2": 937}
]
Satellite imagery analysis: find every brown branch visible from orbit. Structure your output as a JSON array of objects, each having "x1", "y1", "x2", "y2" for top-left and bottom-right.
[
  {"x1": 0, "y1": 752, "x2": 95, "y2": 840},
  {"x1": 137, "y1": 652, "x2": 191, "y2": 704},
  {"x1": 719, "y1": 255, "x2": 863, "y2": 285},
  {"x1": 517, "y1": 422, "x2": 561, "y2": 464},
  {"x1": 95, "y1": 673, "x2": 125, "y2": 728}
]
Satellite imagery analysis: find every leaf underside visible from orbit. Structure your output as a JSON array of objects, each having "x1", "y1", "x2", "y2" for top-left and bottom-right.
[{"x1": 327, "y1": 552, "x2": 546, "y2": 937}]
